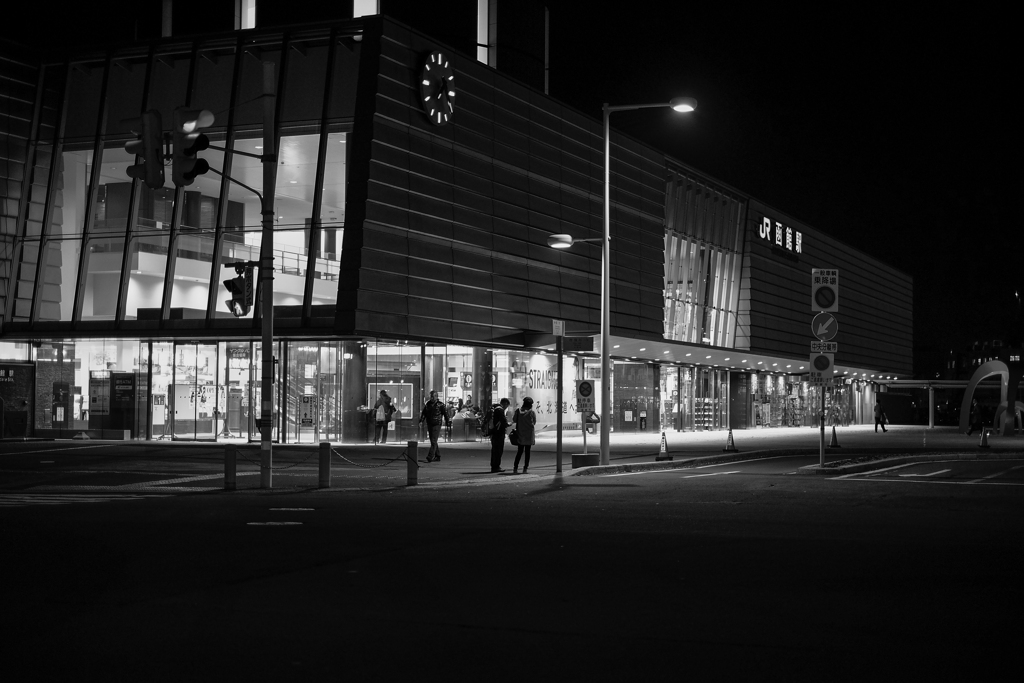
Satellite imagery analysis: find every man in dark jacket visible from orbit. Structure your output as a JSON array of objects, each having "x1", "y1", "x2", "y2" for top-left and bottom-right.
[
  {"x1": 490, "y1": 398, "x2": 511, "y2": 473},
  {"x1": 419, "y1": 390, "x2": 446, "y2": 462}
]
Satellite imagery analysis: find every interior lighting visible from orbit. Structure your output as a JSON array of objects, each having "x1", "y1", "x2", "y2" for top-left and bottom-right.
[
  {"x1": 685, "y1": 353, "x2": 692, "y2": 357},
  {"x1": 741, "y1": 359, "x2": 747, "y2": 363},
  {"x1": 639, "y1": 348, "x2": 646, "y2": 351},
  {"x1": 613, "y1": 345, "x2": 620, "y2": 348},
  {"x1": 724, "y1": 358, "x2": 730, "y2": 361},
  {"x1": 786, "y1": 365, "x2": 791, "y2": 368},
  {"x1": 705, "y1": 355, "x2": 711, "y2": 359},
  {"x1": 757, "y1": 361, "x2": 762, "y2": 365},
  {"x1": 663, "y1": 350, "x2": 670, "y2": 354},
  {"x1": 772, "y1": 363, "x2": 777, "y2": 366}
]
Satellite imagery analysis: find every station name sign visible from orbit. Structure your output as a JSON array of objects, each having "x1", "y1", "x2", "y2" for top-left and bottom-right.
[{"x1": 757, "y1": 216, "x2": 802, "y2": 259}]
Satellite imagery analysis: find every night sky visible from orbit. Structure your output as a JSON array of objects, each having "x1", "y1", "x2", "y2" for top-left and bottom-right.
[{"x1": 3, "y1": 2, "x2": 1017, "y2": 377}]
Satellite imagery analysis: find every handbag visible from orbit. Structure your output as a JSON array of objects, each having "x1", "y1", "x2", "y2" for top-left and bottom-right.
[{"x1": 508, "y1": 409, "x2": 520, "y2": 445}]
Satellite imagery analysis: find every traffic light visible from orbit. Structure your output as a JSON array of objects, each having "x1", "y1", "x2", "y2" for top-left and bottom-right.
[
  {"x1": 223, "y1": 265, "x2": 253, "y2": 317},
  {"x1": 124, "y1": 110, "x2": 164, "y2": 189},
  {"x1": 172, "y1": 107, "x2": 215, "y2": 187},
  {"x1": 224, "y1": 274, "x2": 248, "y2": 317}
]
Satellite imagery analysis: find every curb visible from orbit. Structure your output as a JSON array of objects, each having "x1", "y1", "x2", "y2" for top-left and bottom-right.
[{"x1": 568, "y1": 448, "x2": 800, "y2": 476}]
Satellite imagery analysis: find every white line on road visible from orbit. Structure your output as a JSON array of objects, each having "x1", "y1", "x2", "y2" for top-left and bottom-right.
[
  {"x1": 602, "y1": 469, "x2": 681, "y2": 477},
  {"x1": 681, "y1": 471, "x2": 740, "y2": 479},
  {"x1": 695, "y1": 455, "x2": 802, "y2": 468},
  {"x1": 968, "y1": 465, "x2": 1024, "y2": 484},
  {"x1": 899, "y1": 469, "x2": 951, "y2": 477}
]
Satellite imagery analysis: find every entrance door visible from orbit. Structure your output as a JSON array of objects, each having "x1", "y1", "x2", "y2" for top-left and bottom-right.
[{"x1": 171, "y1": 343, "x2": 219, "y2": 440}]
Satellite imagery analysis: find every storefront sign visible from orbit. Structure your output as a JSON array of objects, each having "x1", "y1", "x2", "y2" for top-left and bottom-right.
[
  {"x1": 757, "y1": 216, "x2": 802, "y2": 258},
  {"x1": 300, "y1": 395, "x2": 315, "y2": 427}
]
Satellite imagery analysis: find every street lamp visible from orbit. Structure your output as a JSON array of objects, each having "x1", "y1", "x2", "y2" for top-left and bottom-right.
[{"x1": 549, "y1": 97, "x2": 697, "y2": 466}]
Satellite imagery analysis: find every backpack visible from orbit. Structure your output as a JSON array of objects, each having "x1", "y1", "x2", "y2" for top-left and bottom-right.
[{"x1": 481, "y1": 405, "x2": 498, "y2": 437}]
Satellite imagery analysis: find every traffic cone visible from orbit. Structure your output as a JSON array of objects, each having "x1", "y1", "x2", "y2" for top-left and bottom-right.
[
  {"x1": 828, "y1": 425, "x2": 841, "y2": 448},
  {"x1": 656, "y1": 431, "x2": 672, "y2": 461},
  {"x1": 722, "y1": 428, "x2": 739, "y2": 453},
  {"x1": 979, "y1": 427, "x2": 990, "y2": 449}
]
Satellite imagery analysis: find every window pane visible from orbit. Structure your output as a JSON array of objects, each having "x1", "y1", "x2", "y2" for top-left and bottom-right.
[
  {"x1": 64, "y1": 62, "x2": 104, "y2": 141},
  {"x1": 92, "y1": 145, "x2": 135, "y2": 234},
  {"x1": 234, "y1": 49, "x2": 281, "y2": 127},
  {"x1": 225, "y1": 138, "x2": 262, "y2": 231},
  {"x1": 125, "y1": 235, "x2": 169, "y2": 320},
  {"x1": 273, "y1": 227, "x2": 307, "y2": 307},
  {"x1": 104, "y1": 57, "x2": 147, "y2": 137},
  {"x1": 53, "y1": 149, "x2": 93, "y2": 236},
  {"x1": 37, "y1": 238, "x2": 82, "y2": 322},
  {"x1": 193, "y1": 48, "x2": 235, "y2": 123},
  {"x1": 80, "y1": 237, "x2": 124, "y2": 320},
  {"x1": 281, "y1": 43, "x2": 328, "y2": 123},
  {"x1": 169, "y1": 232, "x2": 215, "y2": 315},
  {"x1": 275, "y1": 133, "x2": 319, "y2": 229},
  {"x1": 179, "y1": 146, "x2": 225, "y2": 230}
]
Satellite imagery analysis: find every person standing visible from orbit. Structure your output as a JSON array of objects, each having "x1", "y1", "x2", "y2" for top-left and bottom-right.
[
  {"x1": 874, "y1": 399, "x2": 888, "y2": 433},
  {"x1": 372, "y1": 389, "x2": 395, "y2": 444},
  {"x1": 512, "y1": 396, "x2": 537, "y2": 474},
  {"x1": 489, "y1": 398, "x2": 511, "y2": 473},
  {"x1": 419, "y1": 390, "x2": 446, "y2": 462}
]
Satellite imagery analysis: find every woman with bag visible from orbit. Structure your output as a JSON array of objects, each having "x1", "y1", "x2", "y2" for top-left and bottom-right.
[
  {"x1": 511, "y1": 396, "x2": 537, "y2": 474},
  {"x1": 372, "y1": 389, "x2": 395, "y2": 444}
]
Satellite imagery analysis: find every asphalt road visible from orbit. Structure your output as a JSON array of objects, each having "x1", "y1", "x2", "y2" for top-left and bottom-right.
[{"x1": 2, "y1": 444, "x2": 1022, "y2": 681}]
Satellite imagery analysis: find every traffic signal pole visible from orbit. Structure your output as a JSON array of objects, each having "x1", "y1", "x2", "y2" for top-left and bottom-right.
[{"x1": 260, "y1": 62, "x2": 277, "y2": 489}]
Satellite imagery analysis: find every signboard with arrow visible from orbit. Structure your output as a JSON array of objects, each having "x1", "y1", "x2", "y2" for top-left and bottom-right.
[{"x1": 812, "y1": 312, "x2": 838, "y2": 341}]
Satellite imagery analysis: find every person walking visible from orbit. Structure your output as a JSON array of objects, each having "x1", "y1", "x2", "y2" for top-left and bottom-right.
[
  {"x1": 372, "y1": 389, "x2": 395, "y2": 444},
  {"x1": 874, "y1": 399, "x2": 888, "y2": 433},
  {"x1": 512, "y1": 396, "x2": 537, "y2": 474},
  {"x1": 489, "y1": 398, "x2": 511, "y2": 473},
  {"x1": 419, "y1": 390, "x2": 446, "y2": 462}
]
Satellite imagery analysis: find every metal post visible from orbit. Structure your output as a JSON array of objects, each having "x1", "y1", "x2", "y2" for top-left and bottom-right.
[
  {"x1": 928, "y1": 385, "x2": 935, "y2": 428},
  {"x1": 819, "y1": 387, "x2": 826, "y2": 467},
  {"x1": 319, "y1": 441, "x2": 331, "y2": 489},
  {"x1": 224, "y1": 444, "x2": 236, "y2": 491},
  {"x1": 407, "y1": 440, "x2": 418, "y2": 486},
  {"x1": 556, "y1": 335, "x2": 563, "y2": 473},
  {"x1": 600, "y1": 104, "x2": 612, "y2": 467},
  {"x1": 259, "y1": 62, "x2": 277, "y2": 489}
]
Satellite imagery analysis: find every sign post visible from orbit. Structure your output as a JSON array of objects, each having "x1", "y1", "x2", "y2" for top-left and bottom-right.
[
  {"x1": 553, "y1": 320, "x2": 564, "y2": 473},
  {"x1": 576, "y1": 379, "x2": 596, "y2": 467},
  {"x1": 811, "y1": 268, "x2": 839, "y2": 467}
]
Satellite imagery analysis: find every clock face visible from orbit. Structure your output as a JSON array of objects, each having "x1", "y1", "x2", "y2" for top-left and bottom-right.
[{"x1": 419, "y1": 50, "x2": 455, "y2": 126}]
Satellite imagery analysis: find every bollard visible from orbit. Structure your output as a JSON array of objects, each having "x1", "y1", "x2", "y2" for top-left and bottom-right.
[
  {"x1": 225, "y1": 444, "x2": 236, "y2": 491},
  {"x1": 319, "y1": 442, "x2": 331, "y2": 489},
  {"x1": 407, "y1": 440, "x2": 418, "y2": 486}
]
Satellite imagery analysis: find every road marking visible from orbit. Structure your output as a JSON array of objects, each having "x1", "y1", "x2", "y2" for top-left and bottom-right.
[
  {"x1": 247, "y1": 521, "x2": 303, "y2": 526},
  {"x1": 681, "y1": 471, "x2": 740, "y2": 479},
  {"x1": 696, "y1": 455, "x2": 799, "y2": 468},
  {"x1": 899, "y1": 469, "x2": 951, "y2": 477},
  {"x1": 269, "y1": 507, "x2": 315, "y2": 511},
  {"x1": 0, "y1": 493, "x2": 171, "y2": 507},
  {"x1": 967, "y1": 465, "x2": 1024, "y2": 484},
  {"x1": 602, "y1": 469, "x2": 680, "y2": 477}
]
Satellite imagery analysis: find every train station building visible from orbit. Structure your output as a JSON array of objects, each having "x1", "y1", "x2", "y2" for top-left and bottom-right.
[{"x1": 0, "y1": 10, "x2": 913, "y2": 442}]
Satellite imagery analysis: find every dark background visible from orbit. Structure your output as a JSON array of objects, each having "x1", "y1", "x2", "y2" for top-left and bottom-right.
[{"x1": 3, "y1": 1, "x2": 1018, "y2": 377}]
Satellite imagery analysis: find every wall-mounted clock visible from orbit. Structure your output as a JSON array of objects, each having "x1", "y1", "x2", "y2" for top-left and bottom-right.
[{"x1": 419, "y1": 50, "x2": 455, "y2": 126}]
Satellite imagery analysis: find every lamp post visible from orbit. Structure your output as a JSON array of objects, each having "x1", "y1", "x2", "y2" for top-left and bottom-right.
[{"x1": 549, "y1": 97, "x2": 696, "y2": 466}]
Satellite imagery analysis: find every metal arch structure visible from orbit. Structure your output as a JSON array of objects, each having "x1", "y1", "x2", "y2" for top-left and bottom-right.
[{"x1": 959, "y1": 360, "x2": 1024, "y2": 436}]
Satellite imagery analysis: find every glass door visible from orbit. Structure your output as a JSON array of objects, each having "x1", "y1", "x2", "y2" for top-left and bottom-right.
[{"x1": 170, "y1": 342, "x2": 219, "y2": 440}]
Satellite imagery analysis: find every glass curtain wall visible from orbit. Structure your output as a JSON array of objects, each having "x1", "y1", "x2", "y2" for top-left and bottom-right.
[
  {"x1": 25, "y1": 30, "x2": 355, "y2": 328},
  {"x1": 663, "y1": 170, "x2": 745, "y2": 346}
]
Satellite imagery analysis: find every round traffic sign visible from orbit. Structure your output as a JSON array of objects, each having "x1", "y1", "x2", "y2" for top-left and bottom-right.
[
  {"x1": 814, "y1": 286, "x2": 835, "y2": 310},
  {"x1": 813, "y1": 354, "x2": 832, "y2": 371},
  {"x1": 811, "y1": 312, "x2": 838, "y2": 341},
  {"x1": 578, "y1": 380, "x2": 593, "y2": 398}
]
